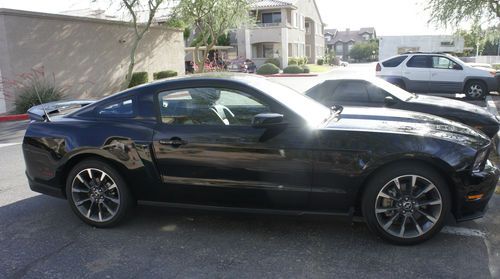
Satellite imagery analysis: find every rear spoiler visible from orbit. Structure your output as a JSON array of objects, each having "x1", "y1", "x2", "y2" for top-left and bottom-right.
[{"x1": 27, "y1": 100, "x2": 96, "y2": 121}]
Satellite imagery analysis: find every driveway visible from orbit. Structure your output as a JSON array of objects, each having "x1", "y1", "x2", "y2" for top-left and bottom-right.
[{"x1": 0, "y1": 73, "x2": 499, "y2": 278}]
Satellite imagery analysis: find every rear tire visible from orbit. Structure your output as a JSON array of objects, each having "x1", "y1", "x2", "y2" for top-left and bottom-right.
[
  {"x1": 66, "y1": 159, "x2": 133, "y2": 228},
  {"x1": 362, "y1": 163, "x2": 450, "y2": 245},
  {"x1": 464, "y1": 80, "x2": 487, "y2": 100}
]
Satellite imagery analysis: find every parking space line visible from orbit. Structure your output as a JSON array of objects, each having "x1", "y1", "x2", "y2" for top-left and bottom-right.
[
  {"x1": 441, "y1": 226, "x2": 486, "y2": 238},
  {"x1": 0, "y1": 142, "x2": 21, "y2": 148},
  {"x1": 486, "y1": 96, "x2": 499, "y2": 116}
]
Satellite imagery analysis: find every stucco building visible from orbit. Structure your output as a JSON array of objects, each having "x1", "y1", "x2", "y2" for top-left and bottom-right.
[
  {"x1": 324, "y1": 28, "x2": 377, "y2": 61},
  {"x1": 0, "y1": 9, "x2": 184, "y2": 114},
  {"x1": 232, "y1": 0, "x2": 325, "y2": 68},
  {"x1": 378, "y1": 35, "x2": 465, "y2": 60}
]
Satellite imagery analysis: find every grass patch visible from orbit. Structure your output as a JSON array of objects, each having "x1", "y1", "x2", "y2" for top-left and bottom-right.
[{"x1": 305, "y1": 64, "x2": 332, "y2": 73}]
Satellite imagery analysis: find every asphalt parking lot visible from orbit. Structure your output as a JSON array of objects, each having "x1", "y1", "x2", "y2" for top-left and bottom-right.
[{"x1": 1, "y1": 67, "x2": 499, "y2": 278}]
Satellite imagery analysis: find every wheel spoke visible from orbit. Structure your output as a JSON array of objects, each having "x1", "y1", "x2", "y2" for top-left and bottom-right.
[
  {"x1": 86, "y1": 201, "x2": 94, "y2": 218},
  {"x1": 417, "y1": 209, "x2": 437, "y2": 223},
  {"x1": 77, "y1": 174, "x2": 91, "y2": 189},
  {"x1": 383, "y1": 212, "x2": 400, "y2": 230},
  {"x1": 411, "y1": 216, "x2": 423, "y2": 235},
  {"x1": 375, "y1": 207, "x2": 399, "y2": 214},
  {"x1": 75, "y1": 198, "x2": 91, "y2": 206},
  {"x1": 104, "y1": 195, "x2": 120, "y2": 204},
  {"x1": 102, "y1": 201, "x2": 115, "y2": 215},
  {"x1": 399, "y1": 216, "x2": 408, "y2": 237},
  {"x1": 378, "y1": 191, "x2": 398, "y2": 201},
  {"x1": 106, "y1": 183, "x2": 117, "y2": 191},
  {"x1": 98, "y1": 203, "x2": 103, "y2": 222},
  {"x1": 417, "y1": 199, "x2": 442, "y2": 207},
  {"x1": 72, "y1": 188, "x2": 89, "y2": 193},
  {"x1": 100, "y1": 171, "x2": 106, "y2": 182},
  {"x1": 414, "y1": 183, "x2": 435, "y2": 199},
  {"x1": 392, "y1": 178, "x2": 401, "y2": 193}
]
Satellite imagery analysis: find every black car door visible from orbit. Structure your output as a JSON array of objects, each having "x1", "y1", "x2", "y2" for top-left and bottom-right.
[{"x1": 151, "y1": 85, "x2": 313, "y2": 210}]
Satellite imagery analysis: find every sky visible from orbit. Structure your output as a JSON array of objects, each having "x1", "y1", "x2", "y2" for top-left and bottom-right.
[{"x1": 0, "y1": 0, "x2": 456, "y2": 36}]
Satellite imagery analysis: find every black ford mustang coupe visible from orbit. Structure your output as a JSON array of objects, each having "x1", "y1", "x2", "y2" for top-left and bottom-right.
[{"x1": 23, "y1": 74, "x2": 499, "y2": 244}]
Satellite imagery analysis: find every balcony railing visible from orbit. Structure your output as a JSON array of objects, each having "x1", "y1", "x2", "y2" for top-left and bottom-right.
[{"x1": 253, "y1": 22, "x2": 282, "y2": 28}]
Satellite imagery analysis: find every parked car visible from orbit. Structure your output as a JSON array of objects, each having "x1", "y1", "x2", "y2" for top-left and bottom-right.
[
  {"x1": 339, "y1": 60, "x2": 349, "y2": 67},
  {"x1": 23, "y1": 74, "x2": 498, "y2": 245},
  {"x1": 305, "y1": 77, "x2": 500, "y2": 138},
  {"x1": 376, "y1": 52, "x2": 499, "y2": 99}
]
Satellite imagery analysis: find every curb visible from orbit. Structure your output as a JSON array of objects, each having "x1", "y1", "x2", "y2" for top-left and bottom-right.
[
  {"x1": 0, "y1": 114, "x2": 29, "y2": 122},
  {"x1": 263, "y1": 74, "x2": 319, "y2": 77}
]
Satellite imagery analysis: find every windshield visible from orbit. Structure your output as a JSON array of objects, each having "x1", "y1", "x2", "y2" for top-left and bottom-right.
[
  {"x1": 370, "y1": 78, "x2": 416, "y2": 101},
  {"x1": 247, "y1": 78, "x2": 332, "y2": 126}
]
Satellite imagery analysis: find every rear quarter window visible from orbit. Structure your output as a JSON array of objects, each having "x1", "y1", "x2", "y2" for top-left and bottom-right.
[
  {"x1": 97, "y1": 98, "x2": 135, "y2": 118},
  {"x1": 382, "y1": 56, "x2": 408, "y2": 67}
]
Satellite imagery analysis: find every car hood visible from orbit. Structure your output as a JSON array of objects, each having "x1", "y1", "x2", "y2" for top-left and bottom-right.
[
  {"x1": 324, "y1": 107, "x2": 490, "y2": 148},
  {"x1": 408, "y1": 95, "x2": 494, "y2": 118}
]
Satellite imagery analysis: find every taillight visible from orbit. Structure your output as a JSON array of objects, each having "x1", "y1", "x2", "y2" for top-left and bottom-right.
[{"x1": 376, "y1": 63, "x2": 381, "y2": 72}]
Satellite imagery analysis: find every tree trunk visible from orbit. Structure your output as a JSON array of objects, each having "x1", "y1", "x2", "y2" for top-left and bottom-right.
[{"x1": 122, "y1": 36, "x2": 141, "y2": 90}]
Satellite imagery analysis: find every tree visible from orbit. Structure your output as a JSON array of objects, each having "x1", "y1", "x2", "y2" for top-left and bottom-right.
[
  {"x1": 349, "y1": 40, "x2": 378, "y2": 62},
  {"x1": 457, "y1": 23, "x2": 500, "y2": 56},
  {"x1": 174, "y1": 0, "x2": 250, "y2": 72},
  {"x1": 120, "y1": 0, "x2": 168, "y2": 89},
  {"x1": 426, "y1": 0, "x2": 500, "y2": 27}
]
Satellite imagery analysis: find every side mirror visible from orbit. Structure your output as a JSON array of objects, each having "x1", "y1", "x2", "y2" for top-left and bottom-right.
[
  {"x1": 384, "y1": 96, "x2": 397, "y2": 106},
  {"x1": 453, "y1": 64, "x2": 463, "y2": 70},
  {"x1": 252, "y1": 113, "x2": 285, "y2": 128}
]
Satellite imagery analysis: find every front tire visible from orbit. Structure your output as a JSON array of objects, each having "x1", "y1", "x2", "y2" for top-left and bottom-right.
[
  {"x1": 362, "y1": 163, "x2": 450, "y2": 245},
  {"x1": 66, "y1": 159, "x2": 133, "y2": 227},
  {"x1": 464, "y1": 80, "x2": 487, "y2": 100}
]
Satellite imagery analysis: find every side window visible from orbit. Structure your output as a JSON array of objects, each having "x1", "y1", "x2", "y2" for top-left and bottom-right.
[
  {"x1": 331, "y1": 81, "x2": 370, "y2": 103},
  {"x1": 98, "y1": 98, "x2": 134, "y2": 117},
  {"x1": 382, "y1": 55, "x2": 408, "y2": 67},
  {"x1": 406, "y1": 55, "x2": 430, "y2": 68},
  {"x1": 367, "y1": 84, "x2": 389, "y2": 103},
  {"x1": 432, "y1": 56, "x2": 459, "y2": 69},
  {"x1": 158, "y1": 88, "x2": 272, "y2": 126}
]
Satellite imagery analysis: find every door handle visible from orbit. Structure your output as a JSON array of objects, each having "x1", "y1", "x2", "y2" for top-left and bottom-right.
[{"x1": 159, "y1": 138, "x2": 187, "y2": 147}]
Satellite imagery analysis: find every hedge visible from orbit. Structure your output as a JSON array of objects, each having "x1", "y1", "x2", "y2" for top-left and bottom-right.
[
  {"x1": 128, "y1": 72, "x2": 148, "y2": 88},
  {"x1": 288, "y1": 57, "x2": 298, "y2": 65},
  {"x1": 317, "y1": 58, "x2": 324, "y2": 65},
  {"x1": 302, "y1": 65, "x2": 310, "y2": 73},
  {"x1": 283, "y1": 65, "x2": 305, "y2": 74},
  {"x1": 153, "y1": 70, "x2": 178, "y2": 80},
  {"x1": 264, "y1": 58, "x2": 280, "y2": 68},
  {"x1": 256, "y1": 63, "x2": 280, "y2": 75}
]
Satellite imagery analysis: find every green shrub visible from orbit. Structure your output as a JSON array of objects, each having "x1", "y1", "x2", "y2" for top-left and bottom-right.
[
  {"x1": 288, "y1": 57, "x2": 298, "y2": 65},
  {"x1": 283, "y1": 65, "x2": 305, "y2": 74},
  {"x1": 128, "y1": 72, "x2": 148, "y2": 88},
  {"x1": 264, "y1": 58, "x2": 280, "y2": 68},
  {"x1": 493, "y1": 64, "x2": 500, "y2": 70},
  {"x1": 153, "y1": 70, "x2": 178, "y2": 80},
  {"x1": 12, "y1": 70, "x2": 65, "y2": 114},
  {"x1": 317, "y1": 58, "x2": 324, "y2": 65},
  {"x1": 302, "y1": 65, "x2": 310, "y2": 73},
  {"x1": 256, "y1": 63, "x2": 280, "y2": 75}
]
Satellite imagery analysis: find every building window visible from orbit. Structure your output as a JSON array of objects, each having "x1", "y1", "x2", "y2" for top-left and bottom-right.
[
  {"x1": 305, "y1": 22, "x2": 311, "y2": 34},
  {"x1": 440, "y1": 41, "x2": 455, "y2": 47},
  {"x1": 335, "y1": 44, "x2": 343, "y2": 53},
  {"x1": 263, "y1": 44, "x2": 274, "y2": 58},
  {"x1": 294, "y1": 12, "x2": 299, "y2": 28},
  {"x1": 262, "y1": 12, "x2": 281, "y2": 24}
]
